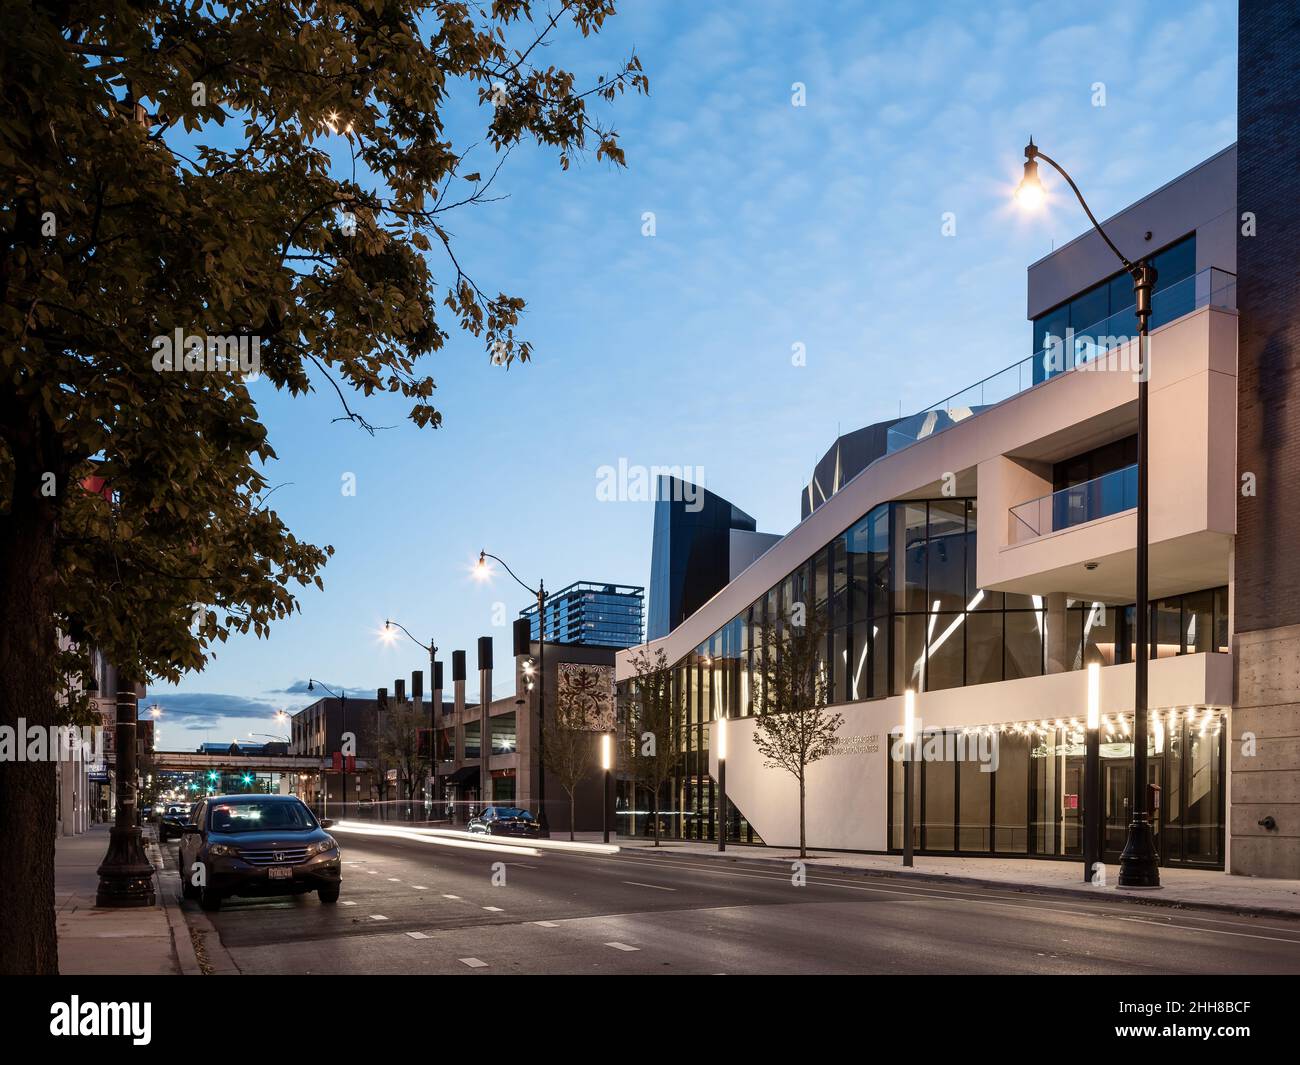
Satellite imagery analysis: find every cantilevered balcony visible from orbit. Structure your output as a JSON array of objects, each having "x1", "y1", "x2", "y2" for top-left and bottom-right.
[{"x1": 1009, "y1": 464, "x2": 1138, "y2": 544}]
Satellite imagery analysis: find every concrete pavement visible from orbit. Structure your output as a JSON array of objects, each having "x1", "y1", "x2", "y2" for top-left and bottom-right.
[{"x1": 55, "y1": 822, "x2": 206, "y2": 976}]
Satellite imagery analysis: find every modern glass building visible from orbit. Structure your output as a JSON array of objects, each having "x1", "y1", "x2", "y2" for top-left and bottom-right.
[
  {"x1": 520, "y1": 581, "x2": 644, "y2": 649},
  {"x1": 617, "y1": 145, "x2": 1241, "y2": 872}
]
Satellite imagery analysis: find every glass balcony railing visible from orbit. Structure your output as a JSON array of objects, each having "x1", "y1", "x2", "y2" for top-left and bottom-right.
[
  {"x1": 886, "y1": 266, "x2": 1236, "y2": 456},
  {"x1": 1008, "y1": 463, "x2": 1138, "y2": 544}
]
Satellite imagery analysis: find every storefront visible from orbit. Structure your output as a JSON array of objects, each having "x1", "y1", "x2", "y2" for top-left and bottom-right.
[{"x1": 888, "y1": 707, "x2": 1225, "y2": 868}]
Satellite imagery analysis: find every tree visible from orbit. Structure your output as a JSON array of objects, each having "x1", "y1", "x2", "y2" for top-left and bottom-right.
[
  {"x1": 751, "y1": 610, "x2": 844, "y2": 859},
  {"x1": 622, "y1": 647, "x2": 681, "y2": 846},
  {"x1": 544, "y1": 665, "x2": 605, "y2": 840},
  {"x1": 0, "y1": 1, "x2": 646, "y2": 972},
  {"x1": 377, "y1": 700, "x2": 428, "y2": 818}
]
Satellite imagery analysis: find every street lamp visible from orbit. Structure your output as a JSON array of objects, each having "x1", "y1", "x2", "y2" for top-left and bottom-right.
[
  {"x1": 1084, "y1": 662, "x2": 1101, "y2": 883},
  {"x1": 717, "y1": 716, "x2": 727, "y2": 852},
  {"x1": 384, "y1": 619, "x2": 439, "y2": 818},
  {"x1": 1016, "y1": 138, "x2": 1160, "y2": 888},
  {"x1": 903, "y1": 689, "x2": 915, "y2": 868},
  {"x1": 600, "y1": 731, "x2": 613, "y2": 845},
  {"x1": 475, "y1": 549, "x2": 551, "y2": 835},
  {"x1": 308, "y1": 678, "x2": 349, "y2": 815}
]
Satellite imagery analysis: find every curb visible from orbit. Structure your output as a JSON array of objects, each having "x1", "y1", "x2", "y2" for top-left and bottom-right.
[
  {"x1": 623, "y1": 845, "x2": 1300, "y2": 922},
  {"x1": 151, "y1": 836, "x2": 242, "y2": 975}
]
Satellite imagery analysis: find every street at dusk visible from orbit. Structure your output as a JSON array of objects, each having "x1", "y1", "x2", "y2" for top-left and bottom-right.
[
  {"x1": 169, "y1": 831, "x2": 1300, "y2": 977},
  {"x1": 2, "y1": 0, "x2": 1299, "y2": 1048}
]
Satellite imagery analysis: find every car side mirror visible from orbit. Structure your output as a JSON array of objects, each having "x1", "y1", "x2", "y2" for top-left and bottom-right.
[{"x1": 319, "y1": 819, "x2": 334, "y2": 829}]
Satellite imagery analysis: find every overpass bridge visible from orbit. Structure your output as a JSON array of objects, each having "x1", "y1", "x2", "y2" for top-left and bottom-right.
[{"x1": 152, "y1": 751, "x2": 371, "y2": 772}]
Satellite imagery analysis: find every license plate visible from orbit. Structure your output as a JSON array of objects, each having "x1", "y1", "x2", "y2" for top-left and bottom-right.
[{"x1": 268, "y1": 866, "x2": 293, "y2": 880}]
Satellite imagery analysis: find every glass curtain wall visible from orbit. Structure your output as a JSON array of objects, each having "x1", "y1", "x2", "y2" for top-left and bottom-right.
[{"x1": 888, "y1": 708, "x2": 1225, "y2": 868}]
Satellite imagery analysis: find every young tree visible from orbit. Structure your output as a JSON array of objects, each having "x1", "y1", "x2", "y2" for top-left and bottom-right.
[
  {"x1": 0, "y1": 1, "x2": 646, "y2": 972},
  {"x1": 751, "y1": 610, "x2": 844, "y2": 859},
  {"x1": 544, "y1": 665, "x2": 605, "y2": 840},
  {"x1": 377, "y1": 700, "x2": 429, "y2": 818},
  {"x1": 622, "y1": 647, "x2": 681, "y2": 846}
]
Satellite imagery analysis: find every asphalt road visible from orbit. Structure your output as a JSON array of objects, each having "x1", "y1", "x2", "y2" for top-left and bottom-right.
[{"x1": 167, "y1": 830, "x2": 1300, "y2": 975}]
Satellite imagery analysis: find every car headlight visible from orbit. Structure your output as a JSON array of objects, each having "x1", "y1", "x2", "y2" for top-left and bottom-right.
[
  {"x1": 310, "y1": 837, "x2": 338, "y2": 856},
  {"x1": 208, "y1": 844, "x2": 239, "y2": 857}
]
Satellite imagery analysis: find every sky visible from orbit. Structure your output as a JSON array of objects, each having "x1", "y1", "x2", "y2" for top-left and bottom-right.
[{"x1": 147, "y1": 0, "x2": 1238, "y2": 747}]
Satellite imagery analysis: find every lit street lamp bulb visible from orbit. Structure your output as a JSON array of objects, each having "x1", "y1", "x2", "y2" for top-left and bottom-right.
[{"x1": 1015, "y1": 179, "x2": 1044, "y2": 209}]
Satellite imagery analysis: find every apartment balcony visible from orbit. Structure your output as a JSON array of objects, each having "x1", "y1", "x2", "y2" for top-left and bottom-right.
[
  {"x1": 1008, "y1": 464, "x2": 1138, "y2": 544},
  {"x1": 976, "y1": 294, "x2": 1237, "y2": 603}
]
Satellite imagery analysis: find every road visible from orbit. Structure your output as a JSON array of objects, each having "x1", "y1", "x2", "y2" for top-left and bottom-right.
[{"x1": 167, "y1": 830, "x2": 1300, "y2": 975}]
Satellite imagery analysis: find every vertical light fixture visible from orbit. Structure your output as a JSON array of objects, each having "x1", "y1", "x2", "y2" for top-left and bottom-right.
[
  {"x1": 717, "y1": 716, "x2": 728, "y2": 852},
  {"x1": 1084, "y1": 662, "x2": 1101, "y2": 883},
  {"x1": 600, "y1": 731, "x2": 612, "y2": 845},
  {"x1": 903, "y1": 689, "x2": 916, "y2": 868}
]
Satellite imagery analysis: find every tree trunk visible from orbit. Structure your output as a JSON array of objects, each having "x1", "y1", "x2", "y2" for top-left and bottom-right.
[
  {"x1": 652, "y1": 780, "x2": 661, "y2": 846},
  {"x1": 0, "y1": 491, "x2": 60, "y2": 974},
  {"x1": 799, "y1": 771, "x2": 807, "y2": 859}
]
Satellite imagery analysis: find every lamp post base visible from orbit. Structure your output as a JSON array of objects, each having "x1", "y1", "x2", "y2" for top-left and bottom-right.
[
  {"x1": 1117, "y1": 813, "x2": 1161, "y2": 888},
  {"x1": 95, "y1": 826, "x2": 157, "y2": 908}
]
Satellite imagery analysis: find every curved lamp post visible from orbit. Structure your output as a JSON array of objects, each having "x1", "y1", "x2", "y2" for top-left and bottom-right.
[
  {"x1": 1017, "y1": 138, "x2": 1160, "y2": 888},
  {"x1": 475, "y1": 550, "x2": 549, "y2": 834},
  {"x1": 308, "y1": 678, "x2": 349, "y2": 816},
  {"x1": 384, "y1": 619, "x2": 438, "y2": 816}
]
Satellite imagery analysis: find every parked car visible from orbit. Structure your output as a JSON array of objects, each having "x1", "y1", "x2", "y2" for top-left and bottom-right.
[
  {"x1": 467, "y1": 806, "x2": 543, "y2": 838},
  {"x1": 179, "y1": 794, "x2": 340, "y2": 911},
  {"x1": 157, "y1": 803, "x2": 192, "y2": 841}
]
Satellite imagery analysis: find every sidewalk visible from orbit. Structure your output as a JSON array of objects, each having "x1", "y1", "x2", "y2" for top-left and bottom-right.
[
  {"x1": 55, "y1": 823, "x2": 197, "y2": 975},
  {"x1": 592, "y1": 835, "x2": 1300, "y2": 919}
]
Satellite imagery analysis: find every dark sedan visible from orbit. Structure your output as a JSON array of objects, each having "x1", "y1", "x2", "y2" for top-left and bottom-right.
[
  {"x1": 467, "y1": 806, "x2": 544, "y2": 838},
  {"x1": 179, "y1": 794, "x2": 341, "y2": 910},
  {"x1": 157, "y1": 803, "x2": 192, "y2": 841}
]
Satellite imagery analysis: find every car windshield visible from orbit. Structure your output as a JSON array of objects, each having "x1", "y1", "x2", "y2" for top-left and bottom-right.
[
  {"x1": 208, "y1": 801, "x2": 317, "y2": 834},
  {"x1": 494, "y1": 808, "x2": 531, "y2": 820}
]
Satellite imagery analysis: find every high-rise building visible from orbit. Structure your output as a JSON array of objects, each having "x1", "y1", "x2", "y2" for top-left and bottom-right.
[
  {"x1": 647, "y1": 475, "x2": 779, "y2": 640},
  {"x1": 520, "y1": 581, "x2": 644, "y2": 648}
]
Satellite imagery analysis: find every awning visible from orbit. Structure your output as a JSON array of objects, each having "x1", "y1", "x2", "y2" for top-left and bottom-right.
[{"x1": 445, "y1": 766, "x2": 481, "y2": 786}]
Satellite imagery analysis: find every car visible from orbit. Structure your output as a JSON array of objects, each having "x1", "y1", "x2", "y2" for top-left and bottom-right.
[
  {"x1": 157, "y1": 803, "x2": 192, "y2": 841},
  {"x1": 178, "y1": 794, "x2": 341, "y2": 911},
  {"x1": 467, "y1": 806, "x2": 543, "y2": 838}
]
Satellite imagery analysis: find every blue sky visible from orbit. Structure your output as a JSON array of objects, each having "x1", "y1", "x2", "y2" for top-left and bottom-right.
[{"x1": 147, "y1": 0, "x2": 1238, "y2": 746}]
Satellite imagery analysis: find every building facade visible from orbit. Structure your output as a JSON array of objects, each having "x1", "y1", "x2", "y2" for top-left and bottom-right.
[
  {"x1": 648, "y1": 475, "x2": 779, "y2": 640},
  {"x1": 520, "y1": 581, "x2": 645, "y2": 648},
  {"x1": 615, "y1": 144, "x2": 1266, "y2": 874}
]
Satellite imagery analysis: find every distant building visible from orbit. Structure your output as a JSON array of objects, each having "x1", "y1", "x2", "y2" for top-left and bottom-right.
[
  {"x1": 647, "y1": 475, "x2": 778, "y2": 640},
  {"x1": 520, "y1": 581, "x2": 644, "y2": 649}
]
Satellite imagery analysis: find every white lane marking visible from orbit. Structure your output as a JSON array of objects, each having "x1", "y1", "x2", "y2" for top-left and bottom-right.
[
  {"x1": 369, "y1": 914, "x2": 389, "y2": 921},
  {"x1": 443, "y1": 893, "x2": 460, "y2": 900},
  {"x1": 366, "y1": 870, "x2": 378, "y2": 875},
  {"x1": 1117, "y1": 916, "x2": 1300, "y2": 946},
  {"x1": 482, "y1": 905, "x2": 504, "y2": 912},
  {"x1": 459, "y1": 957, "x2": 488, "y2": 968},
  {"x1": 406, "y1": 931, "x2": 429, "y2": 939},
  {"x1": 340, "y1": 901, "x2": 357, "y2": 907},
  {"x1": 388, "y1": 878, "x2": 401, "y2": 882},
  {"x1": 534, "y1": 921, "x2": 558, "y2": 928},
  {"x1": 622, "y1": 880, "x2": 676, "y2": 891},
  {"x1": 605, "y1": 942, "x2": 639, "y2": 952},
  {"x1": 412, "y1": 884, "x2": 427, "y2": 890}
]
